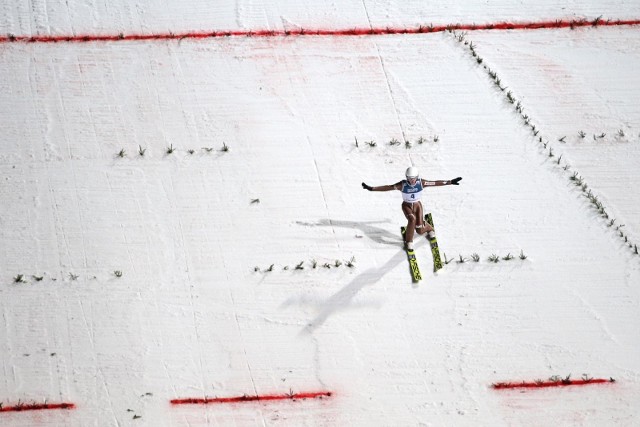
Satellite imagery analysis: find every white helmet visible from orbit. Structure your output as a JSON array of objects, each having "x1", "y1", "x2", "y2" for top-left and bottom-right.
[{"x1": 405, "y1": 166, "x2": 419, "y2": 179}]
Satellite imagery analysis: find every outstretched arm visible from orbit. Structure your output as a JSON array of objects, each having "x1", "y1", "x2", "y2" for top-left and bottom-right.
[
  {"x1": 422, "y1": 177, "x2": 462, "y2": 186},
  {"x1": 362, "y1": 182, "x2": 400, "y2": 192}
]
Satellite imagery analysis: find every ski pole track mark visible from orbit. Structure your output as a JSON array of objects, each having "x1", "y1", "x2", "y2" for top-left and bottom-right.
[{"x1": 3, "y1": 18, "x2": 640, "y2": 44}]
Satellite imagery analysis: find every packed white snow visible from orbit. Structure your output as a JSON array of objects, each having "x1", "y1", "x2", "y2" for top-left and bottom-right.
[{"x1": 1, "y1": 1, "x2": 640, "y2": 425}]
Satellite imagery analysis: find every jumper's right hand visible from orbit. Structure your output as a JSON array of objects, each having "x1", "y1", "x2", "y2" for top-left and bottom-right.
[{"x1": 361, "y1": 182, "x2": 373, "y2": 191}]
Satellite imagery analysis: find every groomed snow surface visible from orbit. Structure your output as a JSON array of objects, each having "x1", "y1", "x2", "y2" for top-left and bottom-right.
[{"x1": 1, "y1": 1, "x2": 640, "y2": 426}]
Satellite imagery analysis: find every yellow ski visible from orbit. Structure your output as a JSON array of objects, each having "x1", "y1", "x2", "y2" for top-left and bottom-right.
[
  {"x1": 401, "y1": 226, "x2": 422, "y2": 282},
  {"x1": 425, "y1": 213, "x2": 443, "y2": 272}
]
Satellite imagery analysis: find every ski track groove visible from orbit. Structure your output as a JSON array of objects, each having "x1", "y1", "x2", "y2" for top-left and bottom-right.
[
  {"x1": 569, "y1": 287, "x2": 619, "y2": 345},
  {"x1": 80, "y1": 300, "x2": 120, "y2": 425},
  {"x1": 295, "y1": 53, "x2": 339, "y2": 247},
  {"x1": 172, "y1": 170, "x2": 209, "y2": 403},
  {"x1": 64, "y1": 301, "x2": 77, "y2": 404},
  {"x1": 373, "y1": 41, "x2": 409, "y2": 147},
  {"x1": 163, "y1": 360, "x2": 178, "y2": 401},
  {"x1": 311, "y1": 151, "x2": 336, "y2": 246},
  {"x1": 131, "y1": 187, "x2": 147, "y2": 277},
  {"x1": 50, "y1": 56, "x2": 79, "y2": 274},
  {"x1": 397, "y1": 315, "x2": 446, "y2": 425},
  {"x1": 360, "y1": 0, "x2": 374, "y2": 32},
  {"x1": 1, "y1": 306, "x2": 9, "y2": 393}
]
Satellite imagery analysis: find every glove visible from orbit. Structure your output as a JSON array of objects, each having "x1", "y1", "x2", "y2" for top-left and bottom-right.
[
  {"x1": 451, "y1": 177, "x2": 462, "y2": 185},
  {"x1": 362, "y1": 182, "x2": 373, "y2": 191}
]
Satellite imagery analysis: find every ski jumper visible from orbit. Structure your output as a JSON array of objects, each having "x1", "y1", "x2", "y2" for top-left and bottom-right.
[{"x1": 399, "y1": 179, "x2": 434, "y2": 243}]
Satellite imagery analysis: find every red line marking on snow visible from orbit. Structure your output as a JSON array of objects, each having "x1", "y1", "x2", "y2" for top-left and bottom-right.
[
  {"x1": 492, "y1": 378, "x2": 614, "y2": 390},
  {"x1": 0, "y1": 402, "x2": 76, "y2": 412},
  {"x1": 171, "y1": 391, "x2": 332, "y2": 405},
  {"x1": 1, "y1": 18, "x2": 639, "y2": 44}
]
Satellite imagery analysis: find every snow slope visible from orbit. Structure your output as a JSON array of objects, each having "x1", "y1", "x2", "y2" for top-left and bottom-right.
[{"x1": 1, "y1": 1, "x2": 640, "y2": 426}]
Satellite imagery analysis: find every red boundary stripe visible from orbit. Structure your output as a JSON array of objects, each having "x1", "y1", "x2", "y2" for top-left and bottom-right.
[
  {"x1": 0, "y1": 402, "x2": 76, "y2": 412},
  {"x1": 171, "y1": 391, "x2": 332, "y2": 405},
  {"x1": 492, "y1": 378, "x2": 613, "y2": 390},
  {"x1": 1, "y1": 18, "x2": 639, "y2": 44}
]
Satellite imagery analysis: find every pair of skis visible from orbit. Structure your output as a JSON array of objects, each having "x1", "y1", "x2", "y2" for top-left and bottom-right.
[{"x1": 400, "y1": 213, "x2": 443, "y2": 283}]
